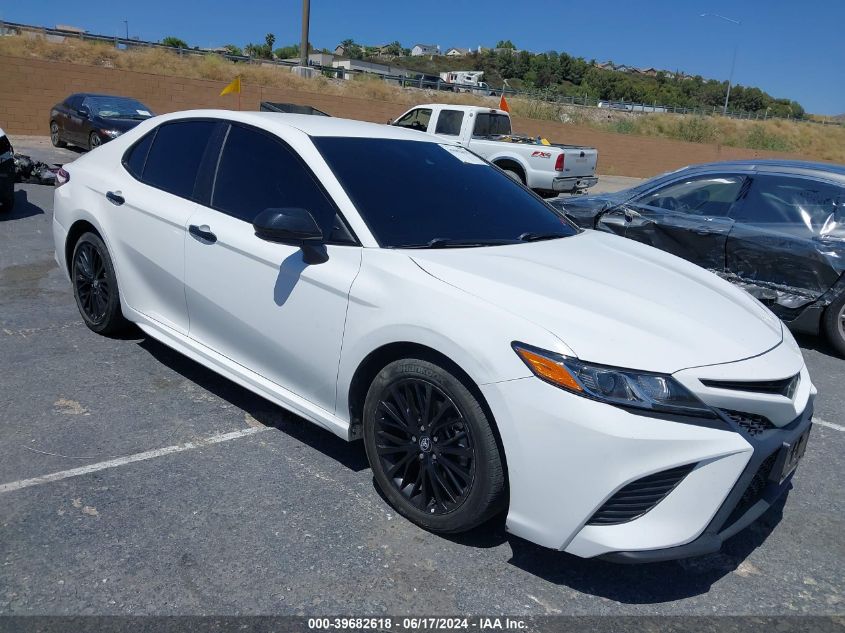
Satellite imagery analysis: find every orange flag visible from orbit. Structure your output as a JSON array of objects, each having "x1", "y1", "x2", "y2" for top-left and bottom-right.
[{"x1": 499, "y1": 93, "x2": 510, "y2": 113}]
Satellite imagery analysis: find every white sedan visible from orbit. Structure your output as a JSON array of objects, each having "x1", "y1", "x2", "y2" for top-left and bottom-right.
[{"x1": 53, "y1": 110, "x2": 814, "y2": 562}]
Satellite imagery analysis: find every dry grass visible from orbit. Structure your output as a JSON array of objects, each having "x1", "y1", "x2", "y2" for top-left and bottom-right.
[{"x1": 3, "y1": 34, "x2": 843, "y2": 163}]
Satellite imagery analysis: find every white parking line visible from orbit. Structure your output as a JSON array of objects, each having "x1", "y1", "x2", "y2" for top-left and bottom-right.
[
  {"x1": 815, "y1": 418, "x2": 845, "y2": 432},
  {"x1": 0, "y1": 427, "x2": 268, "y2": 494}
]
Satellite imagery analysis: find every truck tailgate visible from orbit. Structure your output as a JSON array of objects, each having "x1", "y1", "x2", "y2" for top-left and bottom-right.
[{"x1": 560, "y1": 147, "x2": 598, "y2": 178}]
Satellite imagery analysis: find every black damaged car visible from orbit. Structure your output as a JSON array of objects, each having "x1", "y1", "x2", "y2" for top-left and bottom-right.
[
  {"x1": 549, "y1": 160, "x2": 845, "y2": 355},
  {"x1": 50, "y1": 93, "x2": 154, "y2": 151}
]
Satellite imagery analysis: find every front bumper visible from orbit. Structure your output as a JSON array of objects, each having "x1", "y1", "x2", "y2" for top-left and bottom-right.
[
  {"x1": 602, "y1": 402, "x2": 813, "y2": 563},
  {"x1": 553, "y1": 175, "x2": 599, "y2": 192},
  {"x1": 480, "y1": 343, "x2": 813, "y2": 561}
]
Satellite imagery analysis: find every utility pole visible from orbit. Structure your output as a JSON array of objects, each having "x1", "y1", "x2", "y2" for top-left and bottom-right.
[
  {"x1": 300, "y1": 0, "x2": 310, "y2": 68},
  {"x1": 700, "y1": 13, "x2": 741, "y2": 116},
  {"x1": 123, "y1": 19, "x2": 128, "y2": 41}
]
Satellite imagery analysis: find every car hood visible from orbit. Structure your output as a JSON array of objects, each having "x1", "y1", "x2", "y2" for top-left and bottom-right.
[
  {"x1": 92, "y1": 116, "x2": 147, "y2": 132},
  {"x1": 409, "y1": 230, "x2": 783, "y2": 374}
]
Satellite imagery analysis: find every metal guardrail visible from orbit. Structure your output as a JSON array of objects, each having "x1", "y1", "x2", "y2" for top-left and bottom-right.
[{"x1": 1, "y1": 20, "x2": 838, "y2": 127}]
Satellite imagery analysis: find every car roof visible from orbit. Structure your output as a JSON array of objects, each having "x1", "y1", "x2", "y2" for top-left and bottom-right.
[
  {"x1": 680, "y1": 159, "x2": 845, "y2": 179},
  {"x1": 151, "y1": 109, "x2": 452, "y2": 143},
  {"x1": 413, "y1": 104, "x2": 509, "y2": 115}
]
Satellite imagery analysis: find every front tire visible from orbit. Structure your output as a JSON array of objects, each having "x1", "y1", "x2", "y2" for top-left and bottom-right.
[
  {"x1": 822, "y1": 292, "x2": 845, "y2": 357},
  {"x1": 71, "y1": 232, "x2": 127, "y2": 335},
  {"x1": 363, "y1": 358, "x2": 506, "y2": 534}
]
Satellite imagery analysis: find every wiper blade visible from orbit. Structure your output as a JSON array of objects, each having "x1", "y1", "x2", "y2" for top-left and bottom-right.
[
  {"x1": 518, "y1": 232, "x2": 568, "y2": 242},
  {"x1": 400, "y1": 237, "x2": 519, "y2": 249}
]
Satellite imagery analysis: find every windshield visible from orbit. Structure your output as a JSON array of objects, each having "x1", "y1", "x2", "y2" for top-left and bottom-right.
[
  {"x1": 313, "y1": 137, "x2": 578, "y2": 248},
  {"x1": 87, "y1": 97, "x2": 153, "y2": 120}
]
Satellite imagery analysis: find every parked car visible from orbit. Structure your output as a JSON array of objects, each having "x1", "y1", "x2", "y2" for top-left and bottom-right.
[
  {"x1": 391, "y1": 104, "x2": 599, "y2": 194},
  {"x1": 0, "y1": 127, "x2": 14, "y2": 211},
  {"x1": 54, "y1": 110, "x2": 814, "y2": 562},
  {"x1": 549, "y1": 161, "x2": 845, "y2": 355},
  {"x1": 50, "y1": 93, "x2": 154, "y2": 151}
]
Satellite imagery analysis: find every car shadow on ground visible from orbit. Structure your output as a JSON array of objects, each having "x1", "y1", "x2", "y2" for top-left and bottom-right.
[
  {"x1": 455, "y1": 493, "x2": 787, "y2": 603},
  {"x1": 130, "y1": 325, "x2": 788, "y2": 603},
  {"x1": 134, "y1": 330, "x2": 369, "y2": 472},
  {"x1": 796, "y1": 333, "x2": 843, "y2": 360},
  {"x1": 1, "y1": 189, "x2": 45, "y2": 221}
]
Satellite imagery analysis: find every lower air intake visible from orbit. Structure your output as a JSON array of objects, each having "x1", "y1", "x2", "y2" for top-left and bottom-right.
[{"x1": 587, "y1": 463, "x2": 697, "y2": 526}]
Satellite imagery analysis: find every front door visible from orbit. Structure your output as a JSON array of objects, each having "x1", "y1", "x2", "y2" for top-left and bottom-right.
[{"x1": 183, "y1": 123, "x2": 362, "y2": 413}]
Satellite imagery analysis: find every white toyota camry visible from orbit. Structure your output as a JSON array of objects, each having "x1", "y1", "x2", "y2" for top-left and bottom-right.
[{"x1": 53, "y1": 110, "x2": 814, "y2": 562}]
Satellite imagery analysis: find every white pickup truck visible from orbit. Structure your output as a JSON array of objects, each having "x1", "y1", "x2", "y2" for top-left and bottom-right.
[{"x1": 391, "y1": 104, "x2": 599, "y2": 194}]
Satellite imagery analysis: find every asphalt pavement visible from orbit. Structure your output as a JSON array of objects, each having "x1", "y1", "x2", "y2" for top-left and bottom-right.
[{"x1": 0, "y1": 142, "x2": 843, "y2": 616}]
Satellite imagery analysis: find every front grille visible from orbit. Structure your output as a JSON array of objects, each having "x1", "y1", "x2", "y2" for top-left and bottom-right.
[
  {"x1": 722, "y1": 409, "x2": 776, "y2": 436},
  {"x1": 700, "y1": 374, "x2": 799, "y2": 399},
  {"x1": 724, "y1": 453, "x2": 778, "y2": 527},
  {"x1": 587, "y1": 463, "x2": 696, "y2": 526}
]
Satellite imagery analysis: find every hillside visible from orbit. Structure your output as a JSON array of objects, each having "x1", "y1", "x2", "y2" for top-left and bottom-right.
[{"x1": 1, "y1": 35, "x2": 842, "y2": 164}]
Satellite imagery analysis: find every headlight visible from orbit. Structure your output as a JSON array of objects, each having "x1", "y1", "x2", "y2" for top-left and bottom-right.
[
  {"x1": 512, "y1": 342, "x2": 715, "y2": 417},
  {"x1": 99, "y1": 129, "x2": 122, "y2": 138}
]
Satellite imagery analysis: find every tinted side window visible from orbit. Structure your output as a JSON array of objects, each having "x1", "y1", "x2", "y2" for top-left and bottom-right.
[
  {"x1": 122, "y1": 131, "x2": 155, "y2": 180},
  {"x1": 733, "y1": 174, "x2": 845, "y2": 235},
  {"x1": 212, "y1": 125, "x2": 349, "y2": 241},
  {"x1": 637, "y1": 175, "x2": 745, "y2": 216},
  {"x1": 143, "y1": 120, "x2": 217, "y2": 199},
  {"x1": 472, "y1": 113, "x2": 511, "y2": 137},
  {"x1": 392, "y1": 108, "x2": 432, "y2": 132},
  {"x1": 435, "y1": 110, "x2": 464, "y2": 136}
]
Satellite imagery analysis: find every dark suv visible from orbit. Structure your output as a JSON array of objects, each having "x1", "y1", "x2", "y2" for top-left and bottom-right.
[
  {"x1": 550, "y1": 160, "x2": 845, "y2": 355},
  {"x1": 50, "y1": 94, "x2": 154, "y2": 151}
]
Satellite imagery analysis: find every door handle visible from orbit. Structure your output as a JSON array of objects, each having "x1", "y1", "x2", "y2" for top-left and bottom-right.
[
  {"x1": 189, "y1": 224, "x2": 217, "y2": 243},
  {"x1": 105, "y1": 191, "x2": 125, "y2": 206}
]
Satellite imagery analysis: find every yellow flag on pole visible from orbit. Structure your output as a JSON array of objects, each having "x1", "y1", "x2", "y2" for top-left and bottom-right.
[{"x1": 220, "y1": 76, "x2": 241, "y2": 96}]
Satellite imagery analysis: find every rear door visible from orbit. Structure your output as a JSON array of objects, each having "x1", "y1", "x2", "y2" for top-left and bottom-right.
[
  {"x1": 599, "y1": 173, "x2": 746, "y2": 271},
  {"x1": 432, "y1": 109, "x2": 465, "y2": 143},
  {"x1": 113, "y1": 119, "x2": 222, "y2": 334},
  {"x1": 61, "y1": 95, "x2": 84, "y2": 144},
  {"x1": 726, "y1": 173, "x2": 845, "y2": 307},
  {"x1": 183, "y1": 123, "x2": 362, "y2": 412}
]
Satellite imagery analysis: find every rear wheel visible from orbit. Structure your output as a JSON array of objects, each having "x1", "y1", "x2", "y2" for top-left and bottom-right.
[
  {"x1": 50, "y1": 121, "x2": 66, "y2": 148},
  {"x1": 88, "y1": 132, "x2": 102, "y2": 151},
  {"x1": 502, "y1": 168, "x2": 524, "y2": 185},
  {"x1": 71, "y1": 232, "x2": 127, "y2": 335},
  {"x1": 822, "y1": 292, "x2": 845, "y2": 357},
  {"x1": 363, "y1": 358, "x2": 505, "y2": 534}
]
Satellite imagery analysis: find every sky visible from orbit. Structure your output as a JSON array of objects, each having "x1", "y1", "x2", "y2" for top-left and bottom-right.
[{"x1": 3, "y1": 0, "x2": 843, "y2": 114}]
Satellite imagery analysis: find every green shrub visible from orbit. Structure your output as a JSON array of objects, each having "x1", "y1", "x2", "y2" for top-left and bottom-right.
[
  {"x1": 745, "y1": 125, "x2": 792, "y2": 151},
  {"x1": 674, "y1": 117, "x2": 716, "y2": 143}
]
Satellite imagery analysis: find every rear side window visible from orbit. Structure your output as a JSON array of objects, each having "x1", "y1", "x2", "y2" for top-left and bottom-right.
[
  {"x1": 733, "y1": 174, "x2": 845, "y2": 235},
  {"x1": 122, "y1": 131, "x2": 155, "y2": 179},
  {"x1": 142, "y1": 121, "x2": 217, "y2": 199},
  {"x1": 472, "y1": 113, "x2": 511, "y2": 138},
  {"x1": 212, "y1": 124, "x2": 350, "y2": 241},
  {"x1": 435, "y1": 110, "x2": 464, "y2": 136}
]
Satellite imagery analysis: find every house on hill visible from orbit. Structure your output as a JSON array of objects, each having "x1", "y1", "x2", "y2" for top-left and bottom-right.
[
  {"x1": 445, "y1": 47, "x2": 471, "y2": 57},
  {"x1": 411, "y1": 43, "x2": 439, "y2": 56}
]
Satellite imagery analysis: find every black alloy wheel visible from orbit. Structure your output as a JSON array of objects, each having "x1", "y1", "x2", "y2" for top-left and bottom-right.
[
  {"x1": 363, "y1": 358, "x2": 506, "y2": 533},
  {"x1": 89, "y1": 132, "x2": 102, "y2": 150},
  {"x1": 374, "y1": 378, "x2": 475, "y2": 515},
  {"x1": 71, "y1": 232, "x2": 127, "y2": 334}
]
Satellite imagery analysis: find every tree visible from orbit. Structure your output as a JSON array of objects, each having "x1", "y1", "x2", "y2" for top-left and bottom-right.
[
  {"x1": 496, "y1": 40, "x2": 516, "y2": 49},
  {"x1": 223, "y1": 44, "x2": 243, "y2": 56},
  {"x1": 274, "y1": 43, "x2": 301, "y2": 59},
  {"x1": 161, "y1": 36, "x2": 188, "y2": 49},
  {"x1": 265, "y1": 33, "x2": 276, "y2": 51}
]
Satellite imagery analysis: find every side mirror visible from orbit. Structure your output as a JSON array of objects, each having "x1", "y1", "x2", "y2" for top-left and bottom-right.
[
  {"x1": 77, "y1": 105, "x2": 90, "y2": 118},
  {"x1": 253, "y1": 207, "x2": 327, "y2": 264}
]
